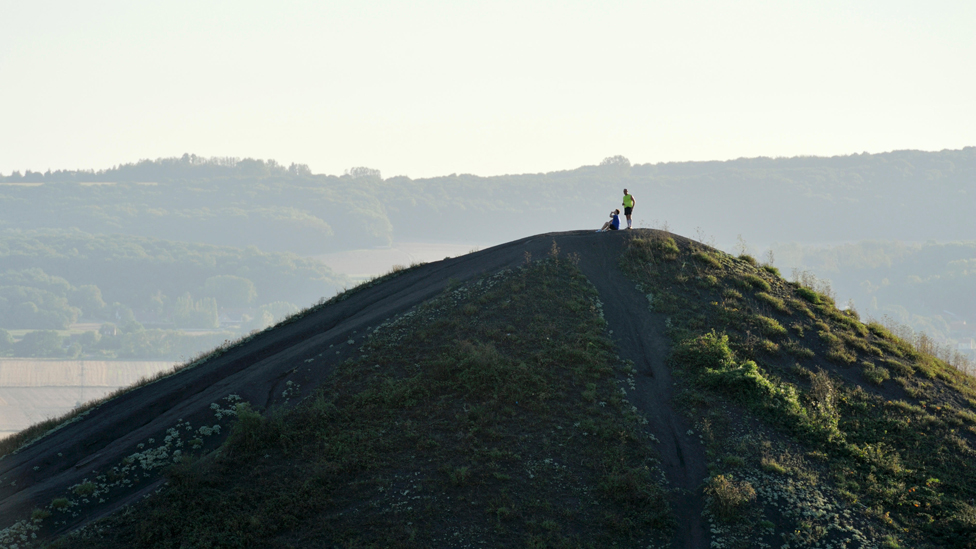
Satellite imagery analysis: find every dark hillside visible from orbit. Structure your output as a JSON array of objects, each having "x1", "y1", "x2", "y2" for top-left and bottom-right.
[
  {"x1": 66, "y1": 257, "x2": 676, "y2": 548},
  {"x1": 620, "y1": 234, "x2": 976, "y2": 548},
  {"x1": 0, "y1": 232, "x2": 704, "y2": 548},
  {"x1": 774, "y1": 240, "x2": 976, "y2": 351},
  {"x1": 0, "y1": 231, "x2": 973, "y2": 548}
]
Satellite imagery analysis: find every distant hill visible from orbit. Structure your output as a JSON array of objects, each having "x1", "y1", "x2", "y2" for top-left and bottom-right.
[
  {"x1": 0, "y1": 231, "x2": 346, "y2": 316},
  {"x1": 2, "y1": 148, "x2": 974, "y2": 254},
  {"x1": 0, "y1": 231, "x2": 348, "y2": 361},
  {"x1": 0, "y1": 230, "x2": 973, "y2": 548}
]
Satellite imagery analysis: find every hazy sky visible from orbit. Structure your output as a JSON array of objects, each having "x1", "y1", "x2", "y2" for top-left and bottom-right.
[{"x1": 2, "y1": 0, "x2": 974, "y2": 178}]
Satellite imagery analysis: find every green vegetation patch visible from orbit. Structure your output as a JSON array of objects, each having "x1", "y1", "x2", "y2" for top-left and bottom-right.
[
  {"x1": 751, "y1": 315, "x2": 788, "y2": 338},
  {"x1": 860, "y1": 362, "x2": 891, "y2": 385},
  {"x1": 740, "y1": 274, "x2": 772, "y2": 293},
  {"x1": 68, "y1": 258, "x2": 673, "y2": 547},
  {"x1": 795, "y1": 286, "x2": 821, "y2": 304},
  {"x1": 819, "y1": 330, "x2": 857, "y2": 365},
  {"x1": 621, "y1": 233, "x2": 976, "y2": 548},
  {"x1": 692, "y1": 250, "x2": 723, "y2": 269},
  {"x1": 625, "y1": 235, "x2": 680, "y2": 263},
  {"x1": 738, "y1": 254, "x2": 758, "y2": 266},
  {"x1": 755, "y1": 291, "x2": 790, "y2": 314},
  {"x1": 783, "y1": 339, "x2": 815, "y2": 359}
]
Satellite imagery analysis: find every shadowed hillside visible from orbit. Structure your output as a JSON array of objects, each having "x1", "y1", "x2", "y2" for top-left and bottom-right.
[{"x1": 0, "y1": 231, "x2": 974, "y2": 548}]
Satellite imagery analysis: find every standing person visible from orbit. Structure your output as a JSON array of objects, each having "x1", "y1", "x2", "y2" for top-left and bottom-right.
[{"x1": 622, "y1": 189, "x2": 635, "y2": 229}]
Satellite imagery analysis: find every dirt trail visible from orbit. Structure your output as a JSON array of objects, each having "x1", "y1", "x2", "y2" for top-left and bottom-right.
[
  {"x1": 568, "y1": 233, "x2": 708, "y2": 548},
  {"x1": 0, "y1": 230, "x2": 706, "y2": 547}
]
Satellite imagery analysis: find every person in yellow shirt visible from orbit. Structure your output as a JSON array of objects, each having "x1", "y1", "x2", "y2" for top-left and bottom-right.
[{"x1": 622, "y1": 189, "x2": 635, "y2": 229}]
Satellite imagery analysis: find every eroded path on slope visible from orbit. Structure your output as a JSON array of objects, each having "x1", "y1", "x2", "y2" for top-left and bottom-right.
[{"x1": 563, "y1": 232, "x2": 708, "y2": 549}]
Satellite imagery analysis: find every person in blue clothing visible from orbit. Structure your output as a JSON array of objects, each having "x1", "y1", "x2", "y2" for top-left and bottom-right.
[{"x1": 597, "y1": 209, "x2": 621, "y2": 232}]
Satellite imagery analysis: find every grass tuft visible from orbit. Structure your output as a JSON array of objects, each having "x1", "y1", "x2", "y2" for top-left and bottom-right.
[
  {"x1": 704, "y1": 475, "x2": 756, "y2": 522},
  {"x1": 795, "y1": 287, "x2": 820, "y2": 304},
  {"x1": 692, "y1": 251, "x2": 723, "y2": 269},
  {"x1": 756, "y1": 292, "x2": 790, "y2": 314}
]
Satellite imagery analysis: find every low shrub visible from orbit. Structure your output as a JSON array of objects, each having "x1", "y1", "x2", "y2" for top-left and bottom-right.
[
  {"x1": 72, "y1": 482, "x2": 96, "y2": 497},
  {"x1": 670, "y1": 331, "x2": 735, "y2": 372},
  {"x1": 867, "y1": 323, "x2": 915, "y2": 357},
  {"x1": 704, "y1": 475, "x2": 756, "y2": 522},
  {"x1": 742, "y1": 274, "x2": 771, "y2": 292},
  {"x1": 820, "y1": 331, "x2": 856, "y2": 365},
  {"x1": 722, "y1": 455, "x2": 746, "y2": 467},
  {"x1": 787, "y1": 298, "x2": 815, "y2": 319},
  {"x1": 761, "y1": 458, "x2": 788, "y2": 475},
  {"x1": 722, "y1": 288, "x2": 743, "y2": 301},
  {"x1": 692, "y1": 251, "x2": 723, "y2": 269},
  {"x1": 861, "y1": 363, "x2": 891, "y2": 385},
  {"x1": 915, "y1": 356, "x2": 941, "y2": 379},
  {"x1": 796, "y1": 287, "x2": 820, "y2": 304},
  {"x1": 759, "y1": 339, "x2": 780, "y2": 354},
  {"x1": 784, "y1": 339, "x2": 814, "y2": 358},
  {"x1": 225, "y1": 402, "x2": 271, "y2": 455},
  {"x1": 753, "y1": 315, "x2": 788, "y2": 337},
  {"x1": 756, "y1": 292, "x2": 790, "y2": 314},
  {"x1": 867, "y1": 322, "x2": 895, "y2": 340},
  {"x1": 700, "y1": 274, "x2": 719, "y2": 287},
  {"x1": 806, "y1": 369, "x2": 840, "y2": 436},
  {"x1": 655, "y1": 237, "x2": 680, "y2": 260},
  {"x1": 827, "y1": 347, "x2": 857, "y2": 365},
  {"x1": 600, "y1": 463, "x2": 668, "y2": 508},
  {"x1": 738, "y1": 254, "x2": 758, "y2": 266},
  {"x1": 841, "y1": 333, "x2": 874, "y2": 355},
  {"x1": 701, "y1": 360, "x2": 772, "y2": 398},
  {"x1": 625, "y1": 236, "x2": 680, "y2": 264},
  {"x1": 448, "y1": 465, "x2": 471, "y2": 486},
  {"x1": 882, "y1": 357, "x2": 914, "y2": 377},
  {"x1": 873, "y1": 337, "x2": 907, "y2": 358},
  {"x1": 828, "y1": 310, "x2": 868, "y2": 337}
]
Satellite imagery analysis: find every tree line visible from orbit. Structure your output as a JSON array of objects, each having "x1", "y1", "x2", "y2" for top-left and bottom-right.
[
  {"x1": 0, "y1": 231, "x2": 341, "y2": 359},
  {"x1": 0, "y1": 326, "x2": 237, "y2": 360},
  {"x1": 2, "y1": 148, "x2": 974, "y2": 254}
]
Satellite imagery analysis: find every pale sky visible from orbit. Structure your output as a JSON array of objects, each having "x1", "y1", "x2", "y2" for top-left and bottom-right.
[{"x1": 1, "y1": 0, "x2": 974, "y2": 178}]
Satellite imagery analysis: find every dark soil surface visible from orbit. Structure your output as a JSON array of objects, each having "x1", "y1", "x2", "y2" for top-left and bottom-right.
[{"x1": 0, "y1": 229, "x2": 707, "y2": 548}]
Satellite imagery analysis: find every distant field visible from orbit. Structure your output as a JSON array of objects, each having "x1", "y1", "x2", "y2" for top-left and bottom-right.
[
  {"x1": 7, "y1": 323, "x2": 105, "y2": 341},
  {"x1": 0, "y1": 182, "x2": 158, "y2": 186},
  {"x1": 0, "y1": 359, "x2": 176, "y2": 440},
  {"x1": 314, "y1": 241, "x2": 492, "y2": 280}
]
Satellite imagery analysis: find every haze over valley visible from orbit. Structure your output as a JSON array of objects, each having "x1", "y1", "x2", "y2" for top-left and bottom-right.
[{"x1": 2, "y1": 2, "x2": 975, "y2": 546}]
